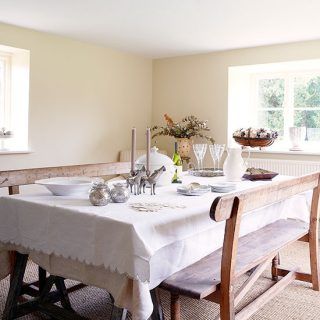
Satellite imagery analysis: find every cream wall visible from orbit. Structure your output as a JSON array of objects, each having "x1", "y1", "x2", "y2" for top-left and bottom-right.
[
  {"x1": 2, "y1": 22, "x2": 320, "y2": 172},
  {"x1": 152, "y1": 40, "x2": 320, "y2": 162},
  {"x1": 0, "y1": 23, "x2": 152, "y2": 171}
]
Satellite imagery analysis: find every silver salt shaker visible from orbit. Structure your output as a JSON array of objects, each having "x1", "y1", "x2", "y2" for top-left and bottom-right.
[
  {"x1": 89, "y1": 183, "x2": 111, "y2": 206},
  {"x1": 110, "y1": 183, "x2": 130, "y2": 203}
]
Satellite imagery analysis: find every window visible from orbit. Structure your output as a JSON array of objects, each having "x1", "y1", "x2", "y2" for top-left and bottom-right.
[
  {"x1": 228, "y1": 59, "x2": 320, "y2": 153},
  {"x1": 0, "y1": 53, "x2": 11, "y2": 129},
  {"x1": 0, "y1": 45, "x2": 30, "y2": 152},
  {"x1": 255, "y1": 72, "x2": 320, "y2": 142}
]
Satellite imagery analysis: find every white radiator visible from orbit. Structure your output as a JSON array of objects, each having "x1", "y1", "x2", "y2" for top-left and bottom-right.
[{"x1": 247, "y1": 158, "x2": 320, "y2": 176}]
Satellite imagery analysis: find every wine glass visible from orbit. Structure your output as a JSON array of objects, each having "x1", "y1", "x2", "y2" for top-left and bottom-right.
[
  {"x1": 209, "y1": 144, "x2": 217, "y2": 170},
  {"x1": 213, "y1": 144, "x2": 225, "y2": 172},
  {"x1": 193, "y1": 144, "x2": 207, "y2": 170}
]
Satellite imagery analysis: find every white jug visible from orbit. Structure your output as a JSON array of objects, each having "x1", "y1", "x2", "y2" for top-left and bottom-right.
[{"x1": 223, "y1": 147, "x2": 247, "y2": 182}]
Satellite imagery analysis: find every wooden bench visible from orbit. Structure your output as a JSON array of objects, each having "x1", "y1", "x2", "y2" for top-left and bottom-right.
[
  {"x1": 160, "y1": 173, "x2": 320, "y2": 320},
  {"x1": 0, "y1": 162, "x2": 131, "y2": 319}
]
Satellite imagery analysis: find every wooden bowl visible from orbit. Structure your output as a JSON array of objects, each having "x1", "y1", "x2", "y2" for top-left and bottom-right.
[{"x1": 233, "y1": 136, "x2": 276, "y2": 148}]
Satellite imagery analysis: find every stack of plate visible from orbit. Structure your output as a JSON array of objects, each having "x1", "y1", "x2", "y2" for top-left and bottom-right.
[
  {"x1": 210, "y1": 182, "x2": 236, "y2": 193},
  {"x1": 177, "y1": 184, "x2": 211, "y2": 196}
]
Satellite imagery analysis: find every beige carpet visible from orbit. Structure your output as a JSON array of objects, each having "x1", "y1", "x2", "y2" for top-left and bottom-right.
[{"x1": 1, "y1": 241, "x2": 320, "y2": 319}]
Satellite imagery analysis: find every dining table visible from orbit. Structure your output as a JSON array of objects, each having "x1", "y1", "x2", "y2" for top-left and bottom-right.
[{"x1": 0, "y1": 173, "x2": 311, "y2": 320}]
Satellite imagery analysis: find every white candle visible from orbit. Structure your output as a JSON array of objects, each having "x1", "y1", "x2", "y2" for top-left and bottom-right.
[
  {"x1": 131, "y1": 127, "x2": 136, "y2": 174},
  {"x1": 146, "y1": 127, "x2": 151, "y2": 174}
]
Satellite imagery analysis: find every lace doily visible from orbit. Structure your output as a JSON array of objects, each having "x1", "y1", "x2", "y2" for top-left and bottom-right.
[{"x1": 129, "y1": 202, "x2": 186, "y2": 212}]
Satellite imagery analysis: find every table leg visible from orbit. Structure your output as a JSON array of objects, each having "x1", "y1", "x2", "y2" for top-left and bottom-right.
[
  {"x1": 110, "y1": 304, "x2": 127, "y2": 320},
  {"x1": 3, "y1": 252, "x2": 28, "y2": 320},
  {"x1": 54, "y1": 276, "x2": 73, "y2": 310},
  {"x1": 38, "y1": 266, "x2": 47, "y2": 292},
  {"x1": 150, "y1": 288, "x2": 164, "y2": 320}
]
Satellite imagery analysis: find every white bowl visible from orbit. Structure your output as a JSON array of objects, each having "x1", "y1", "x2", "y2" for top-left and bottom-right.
[{"x1": 35, "y1": 177, "x2": 93, "y2": 196}]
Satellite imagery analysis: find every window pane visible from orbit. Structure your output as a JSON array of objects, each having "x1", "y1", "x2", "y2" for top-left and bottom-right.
[
  {"x1": 258, "y1": 78, "x2": 285, "y2": 108},
  {"x1": 294, "y1": 75, "x2": 320, "y2": 108},
  {"x1": 258, "y1": 110, "x2": 284, "y2": 137},
  {"x1": 294, "y1": 110, "x2": 320, "y2": 141}
]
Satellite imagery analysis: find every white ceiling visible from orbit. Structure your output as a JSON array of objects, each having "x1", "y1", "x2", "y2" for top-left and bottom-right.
[{"x1": 1, "y1": 0, "x2": 320, "y2": 58}]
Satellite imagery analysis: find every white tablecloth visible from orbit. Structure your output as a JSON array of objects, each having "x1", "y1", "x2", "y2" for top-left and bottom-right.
[{"x1": 0, "y1": 175, "x2": 310, "y2": 319}]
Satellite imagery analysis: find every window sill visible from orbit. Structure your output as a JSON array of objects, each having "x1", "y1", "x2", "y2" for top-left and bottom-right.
[
  {"x1": 241, "y1": 148, "x2": 320, "y2": 156},
  {"x1": 0, "y1": 149, "x2": 32, "y2": 155}
]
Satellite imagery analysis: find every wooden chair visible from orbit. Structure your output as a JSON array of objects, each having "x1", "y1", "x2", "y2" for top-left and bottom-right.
[
  {"x1": 0, "y1": 162, "x2": 130, "y2": 300},
  {"x1": 160, "y1": 172, "x2": 320, "y2": 320}
]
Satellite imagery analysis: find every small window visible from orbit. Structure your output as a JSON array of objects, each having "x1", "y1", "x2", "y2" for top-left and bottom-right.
[
  {"x1": 256, "y1": 77, "x2": 285, "y2": 138},
  {"x1": 293, "y1": 75, "x2": 320, "y2": 141},
  {"x1": 254, "y1": 72, "x2": 320, "y2": 144},
  {"x1": 228, "y1": 59, "x2": 320, "y2": 153},
  {"x1": 0, "y1": 45, "x2": 30, "y2": 152},
  {"x1": 0, "y1": 53, "x2": 11, "y2": 129}
]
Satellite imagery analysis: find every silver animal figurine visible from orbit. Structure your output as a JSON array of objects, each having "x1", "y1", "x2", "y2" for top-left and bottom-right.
[
  {"x1": 126, "y1": 166, "x2": 146, "y2": 195},
  {"x1": 141, "y1": 165, "x2": 166, "y2": 195}
]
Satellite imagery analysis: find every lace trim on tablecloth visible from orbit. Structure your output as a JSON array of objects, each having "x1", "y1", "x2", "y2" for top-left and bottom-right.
[{"x1": 0, "y1": 240, "x2": 151, "y2": 283}]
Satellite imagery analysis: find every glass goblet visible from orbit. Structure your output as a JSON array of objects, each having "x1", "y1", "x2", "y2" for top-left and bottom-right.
[
  {"x1": 209, "y1": 144, "x2": 217, "y2": 170},
  {"x1": 213, "y1": 144, "x2": 225, "y2": 172},
  {"x1": 193, "y1": 143, "x2": 207, "y2": 170}
]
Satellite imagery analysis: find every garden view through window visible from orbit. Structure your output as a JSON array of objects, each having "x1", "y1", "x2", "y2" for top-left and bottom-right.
[{"x1": 257, "y1": 74, "x2": 320, "y2": 142}]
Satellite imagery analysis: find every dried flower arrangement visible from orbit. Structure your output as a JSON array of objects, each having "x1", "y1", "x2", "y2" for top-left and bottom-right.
[
  {"x1": 233, "y1": 127, "x2": 278, "y2": 139},
  {"x1": 152, "y1": 114, "x2": 214, "y2": 143},
  {"x1": 233, "y1": 127, "x2": 278, "y2": 149}
]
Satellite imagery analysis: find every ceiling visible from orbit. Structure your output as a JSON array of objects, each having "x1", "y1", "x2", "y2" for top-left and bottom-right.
[{"x1": 0, "y1": 0, "x2": 320, "y2": 58}]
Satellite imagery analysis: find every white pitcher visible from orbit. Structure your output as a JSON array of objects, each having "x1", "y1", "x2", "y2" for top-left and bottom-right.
[{"x1": 223, "y1": 147, "x2": 247, "y2": 182}]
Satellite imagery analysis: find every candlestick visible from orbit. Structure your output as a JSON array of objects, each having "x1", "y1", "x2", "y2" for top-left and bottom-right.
[
  {"x1": 146, "y1": 127, "x2": 151, "y2": 175},
  {"x1": 131, "y1": 127, "x2": 136, "y2": 174}
]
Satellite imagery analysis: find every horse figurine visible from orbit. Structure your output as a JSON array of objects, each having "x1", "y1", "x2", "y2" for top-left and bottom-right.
[
  {"x1": 126, "y1": 166, "x2": 146, "y2": 195},
  {"x1": 140, "y1": 165, "x2": 166, "y2": 195}
]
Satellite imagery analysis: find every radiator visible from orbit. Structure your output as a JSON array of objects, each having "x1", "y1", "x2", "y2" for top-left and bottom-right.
[{"x1": 247, "y1": 158, "x2": 320, "y2": 176}]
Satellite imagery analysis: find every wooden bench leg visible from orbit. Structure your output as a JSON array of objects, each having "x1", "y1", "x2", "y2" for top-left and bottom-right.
[
  {"x1": 3, "y1": 252, "x2": 28, "y2": 320},
  {"x1": 272, "y1": 253, "x2": 280, "y2": 281},
  {"x1": 170, "y1": 293, "x2": 181, "y2": 320},
  {"x1": 309, "y1": 234, "x2": 320, "y2": 291},
  {"x1": 220, "y1": 285, "x2": 235, "y2": 320},
  {"x1": 309, "y1": 182, "x2": 320, "y2": 291}
]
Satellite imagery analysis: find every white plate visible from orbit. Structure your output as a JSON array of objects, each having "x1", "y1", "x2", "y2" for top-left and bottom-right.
[
  {"x1": 177, "y1": 185, "x2": 211, "y2": 196},
  {"x1": 210, "y1": 182, "x2": 236, "y2": 193},
  {"x1": 35, "y1": 177, "x2": 93, "y2": 196}
]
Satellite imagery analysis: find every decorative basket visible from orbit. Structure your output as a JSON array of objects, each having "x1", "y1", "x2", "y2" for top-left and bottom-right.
[{"x1": 233, "y1": 136, "x2": 276, "y2": 148}]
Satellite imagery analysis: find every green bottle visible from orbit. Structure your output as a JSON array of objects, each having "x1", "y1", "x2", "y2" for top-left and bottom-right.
[{"x1": 172, "y1": 142, "x2": 182, "y2": 183}]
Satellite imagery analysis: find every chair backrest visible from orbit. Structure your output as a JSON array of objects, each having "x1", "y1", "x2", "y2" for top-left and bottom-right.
[
  {"x1": 209, "y1": 172, "x2": 320, "y2": 298},
  {"x1": 0, "y1": 161, "x2": 131, "y2": 195}
]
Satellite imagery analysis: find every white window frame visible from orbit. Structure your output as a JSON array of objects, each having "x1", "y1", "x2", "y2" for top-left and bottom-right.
[
  {"x1": 251, "y1": 69, "x2": 320, "y2": 145},
  {"x1": 0, "y1": 52, "x2": 12, "y2": 130}
]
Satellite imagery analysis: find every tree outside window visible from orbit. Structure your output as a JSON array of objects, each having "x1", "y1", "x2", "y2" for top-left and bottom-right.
[{"x1": 256, "y1": 73, "x2": 320, "y2": 143}]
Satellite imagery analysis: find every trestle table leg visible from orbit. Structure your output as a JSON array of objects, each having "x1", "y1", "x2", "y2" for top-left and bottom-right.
[
  {"x1": 150, "y1": 288, "x2": 164, "y2": 320},
  {"x1": 3, "y1": 252, "x2": 28, "y2": 320},
  {"x1": 110, "y1": 304, "x2": 127, "y2": 320}
]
